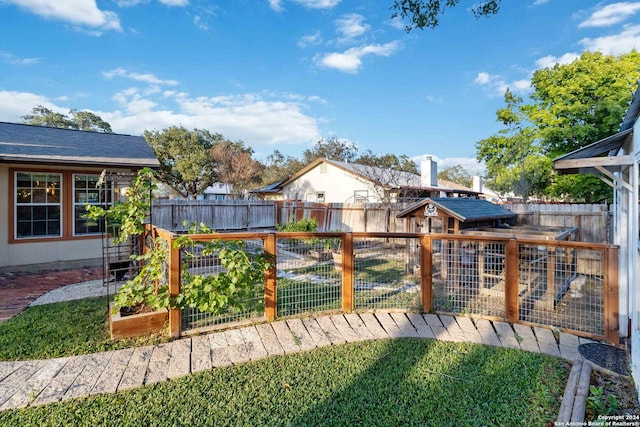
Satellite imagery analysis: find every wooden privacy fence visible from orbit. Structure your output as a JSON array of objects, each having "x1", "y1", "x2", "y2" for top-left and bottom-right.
[{"x1": 145, "y1": 225, "x2": 619, "y2": 343}]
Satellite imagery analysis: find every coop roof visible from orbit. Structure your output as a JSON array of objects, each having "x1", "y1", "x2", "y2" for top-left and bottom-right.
[{"x1": 396, "y1": 197, "x2": 516, "y2": 222}]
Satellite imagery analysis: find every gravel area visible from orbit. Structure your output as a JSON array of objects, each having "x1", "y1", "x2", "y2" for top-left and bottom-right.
[{"x1": 29, "y1": 280, "x2": 121, "y2": 306}]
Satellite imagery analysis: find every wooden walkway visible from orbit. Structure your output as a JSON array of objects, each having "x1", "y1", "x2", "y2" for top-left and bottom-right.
[{"x1": 0, "y1": 312, "x2": 592, "y2": 411}]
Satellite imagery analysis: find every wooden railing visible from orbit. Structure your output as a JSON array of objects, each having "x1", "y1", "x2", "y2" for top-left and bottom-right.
[{"x1": 143, "y1": 225, "x2": 619, "y2": 343}]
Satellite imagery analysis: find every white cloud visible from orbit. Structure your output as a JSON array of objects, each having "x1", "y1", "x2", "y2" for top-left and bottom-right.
[
  {"x1": 533, "y1": 0, "x2": 550, "y2": 5},
  {"x1": 413, "y1": 154, "x2": 486, "y2": 176},
  {"x1": 193, "y1": 15, "x2": 208, "y2": 30},
  {"x1": 473, "y1": 72, "x2": 531, "y2": 96},
  {"x1": 335, "y1": 14, "x2": 370, "y2": 43},
  {"x1": 0, "y1": 52, "x2": 39, "y2": 65},
  {"x1": 3, "y1": 0, "x2": 121, "y2": 31},
  {"x1": 315, "y1": 41, "x2": 401, "y2": 73},
  {"x1": 159, "y1": 0, "x2": 188, "y2": 6},
  {"x1": 579, "y1": 2, "x2": 640, "y2": 28},
  {"x1": 102, "y1": 68, "x2": 179, "y2": 86},
  {"x1": 269, "y1": 0, "x2": 340, "y2": 11},
  {"x1": 535, "y1": 52, "x2": 580, "y2": 69},
  {"x1": 298, "y1": 31, "x2": 323, "y2": 47},
  {"x1": 578, "y1": 24, "x2": 640, "y2": 55},
  {"x1": 0, "y1": 88, "x2": 322, "y2": 148}
]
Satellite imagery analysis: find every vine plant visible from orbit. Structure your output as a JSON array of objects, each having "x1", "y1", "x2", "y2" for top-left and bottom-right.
[{"x1": 85, "y1": 169, "x2": 268, "y2": 317}]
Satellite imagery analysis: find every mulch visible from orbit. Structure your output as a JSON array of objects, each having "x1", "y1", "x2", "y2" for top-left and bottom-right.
[{"x1": 0, "y1": 266, "x2": 103, "y2": 323}]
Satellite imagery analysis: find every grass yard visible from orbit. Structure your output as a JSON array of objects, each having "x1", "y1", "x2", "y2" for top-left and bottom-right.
[
  {"x1": 0, "y1": 339, "x2": 569, "y2": 427},
  {"x1": 0, "y1": 296, "x2": 169, "y2": 361}
]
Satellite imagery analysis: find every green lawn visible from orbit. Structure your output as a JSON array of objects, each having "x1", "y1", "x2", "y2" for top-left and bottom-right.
[
  {"x1": 0, "y1": 339, "x2": 569, "y2": 426},
  {"x1": 0, "y1": 296, "x2": 168, "y2": 361}
]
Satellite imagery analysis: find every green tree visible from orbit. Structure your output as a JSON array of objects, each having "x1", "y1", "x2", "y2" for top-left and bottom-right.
[
  {"x1": 476, "y1": 51, "x2": 640, "y2": 203},
  {"x1": 302, "y1": 137, "x2": 358, "y2": 164},
  {"x1": 145, "y1": 126, "x2": 221, "y2": 199},
  {"x1": 438, "y1": 164, "x2": 473, "y2": 188},
  {"x1": 391, "y1": 0, "x2": 500, "y2": 31},
  {"x1": 22, "y1": 105, "x2": 113, "y2": 133},
  {"x1": 260, "y1": 150, "x2": 305, "y2": 185},
  {"x1": 355, "y1": 150, "x2": 418, "y2": 174}
]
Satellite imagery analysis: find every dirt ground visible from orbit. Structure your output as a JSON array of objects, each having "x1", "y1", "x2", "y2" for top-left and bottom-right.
[{"x1": 589, "y1": 369, "x2": 640, "y2": 418}]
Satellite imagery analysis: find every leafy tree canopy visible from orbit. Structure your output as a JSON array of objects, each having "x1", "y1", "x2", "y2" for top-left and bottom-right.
[
  {"x1": 22, "y1": 105, "x2": 112, "y2": 133},
  {"x1": 476, "y1": 51, "x2": 640, "y2": 203},
  {"x1": 438, "y1": 164, "x2": 473, "y2": 188},
  {"x1": 211, "y1": 140, "x2": 263, "y2": 196},
  {"x1": 302, "y1": 137, "x2": 358, "y2": 164},
  {"x1": 145, "y1": 126, "x2": 222, "y2": 199},
  {"x1": 391, "y1": 0, "x2": 500, "y2": 31}
]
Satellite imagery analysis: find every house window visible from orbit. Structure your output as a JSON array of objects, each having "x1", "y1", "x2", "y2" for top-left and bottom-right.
[
  {"x1": 73, "y1": 174, "x2": 113, "y2": 235},
  {"x1": 354, "y1": 190, "x2": 368, "y2": 203},
  {"x1": 14, "y1": 172, "x2": 62, "y2": 238},
  {"x1": 316, "y1": 192, "x2": 325, "y2": 203}
]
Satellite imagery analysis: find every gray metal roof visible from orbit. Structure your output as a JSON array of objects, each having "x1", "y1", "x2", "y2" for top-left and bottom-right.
[
  {"x1": 0, "y1": 122, "x2": 159, "y2": 168},
  {"x1": 397, "y1": 197, "x2": 515, "y2": 222}
]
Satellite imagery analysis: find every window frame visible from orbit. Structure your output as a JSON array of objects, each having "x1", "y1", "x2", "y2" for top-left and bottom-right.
[
  {"x1": 72, "y1": 173, "x2": 114, "y2": 237},
  {"x1": 13, "y1": 171, "x2": 63, "y2": 240},
  {"x1": 9, "y1": 168, "x2": 118, "y2": 244}
]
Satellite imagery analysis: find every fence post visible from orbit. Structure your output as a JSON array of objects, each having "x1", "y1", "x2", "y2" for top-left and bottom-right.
[
  {"x1": 605, "y1": 246, "x2": 620, "y2": 343},
  {"x1": 342, "y1": 232, "x2": 354, "y2": 312},
  {"x1": 264, "y1": 233, "x2": 277, "y2": 321},
  {"x1": 421, "y1": 234, "x2": 432, "y2": 313},
  {"x1": 168, "y1": 234, "x2": 181, "y2": 338},
  {"x1": 505, "y1": 238, "x2": 519, "y2": 323}
]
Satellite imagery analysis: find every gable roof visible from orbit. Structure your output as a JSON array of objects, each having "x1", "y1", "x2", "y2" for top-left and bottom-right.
[
  {"x1": 277, "y1": 158, "x2": 479, "y2": 195},
  {"x1": 397, "y1": 197, "x2": 515, "y2": 222},
  {"x1": 0, "y1": 122, "x2": 159, "y2": 168}
]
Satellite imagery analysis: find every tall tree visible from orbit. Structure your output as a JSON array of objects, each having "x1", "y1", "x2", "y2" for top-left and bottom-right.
[
  {"x1": 145, "y1": 126, "x2": 221, "y2": 199},
  {"x1": 211, "y1": 140, "x2": 263, "y2": 197},
  {"x1": 391, "y1": 0, "x2": 500, "y2": 31},
  {"x1": 355, "y1": 151, "x2": 418, "y2": 174},
  {"x1": 302, "y1": 137, "x2": 358, "y2": 164},
  {"x1": 438, "y1": 164, "x2": 473, "y2": 188},
  {"x1": 260, "y1": 150, "x2": 305, "y2": 185},
  {"x1": 22, "y1": 105, "x2": 112, "y2": 133},
  {"x1": 476, "y1": 51, "x2": 640, "y2": 203}
]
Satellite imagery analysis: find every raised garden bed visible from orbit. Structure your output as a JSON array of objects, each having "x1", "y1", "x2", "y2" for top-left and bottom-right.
[{"x1": 110, "y1": 304, "x2": 168, "y2": 340}]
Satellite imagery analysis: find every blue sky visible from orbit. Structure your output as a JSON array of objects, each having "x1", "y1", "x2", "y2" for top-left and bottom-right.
[{"x1": 1, "y1": 0, "x2": 640, "y2": 174}]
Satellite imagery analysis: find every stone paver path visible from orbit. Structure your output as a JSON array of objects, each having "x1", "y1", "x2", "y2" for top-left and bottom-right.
[{"x1": 0, "y1": 313, "x2": 587, "y2": 411}]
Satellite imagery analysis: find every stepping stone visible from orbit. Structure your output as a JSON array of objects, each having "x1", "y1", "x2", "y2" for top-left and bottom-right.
[
  {"x1": 286, "y1": 319, "x2": 316, "y2": 351},
  {"x1": 191, "y1": 334, "x2": 213, "y2": 372},
  {"x1": 406, "y1": 313, "x2": 435, "y2": 339},
  {"x1": 344, "y1": 314, "x2": 376, "y2": 340},
  {"x1": 492, "y1": 321, "x2": 521, "y2": 350},
  {"x1": 30, "y1": 358, "x2": 70, "y2": 382},
  {"x1": 390, "y1": 313, "x2": 420, "y2": 338},
  {"x1": 91, "y1": 348, "x2": 135, "y2": 395},
  {"x1": 255, "y1": 324, "x2": 285, "y2": 356},
  {"x1": 224, "y1": 329, "x2": 250, "y2": 364},
  {"x1": 302, "y1": 318, "x2": 332, "y2": 347},
  {"x1": 423, "y1": 314, "x2": 443, "y2": 328},
  {"x1": 330, "y1": 315, "x2": 361, "y2": 342},
  {"x1": 271, "y1": 320, "x2": 302, "y2": 353},
  {"x1": 454, "y1": 317, "x2": 483, "y2": 344},
  {"x1": 315, "y1": 316, "x2": 347, "y2": 344},
  {"x1": 512, "y1": 324, "x2": 540, "y2": 353},
  {"x1": 241, "y1": 327, "x2": 269, "y2": 360},
  {"x1": 0, "y1": 361, "x2": 23, "y2": 382},
  {"x1": 532, "y1": 327, "x2": 561, "y2": 357},
  {"x1": 209, "y1": 333, "x2": 233, "y2": 368},
  {"x1": 375, "y1": 313, "x2": 403, "y2": 338},
  {"x1": 558, "y1": 332, "x2": 582, "y2": 361},
  {"x1": 473, "y1": 319, "x2": 502, "y2": 347},
  {"x1": 439, "y1": 315, "x2": 466, "y2": 342},
  {"x1": 0, "y1": 377, "x2": 50, "y2": 410},
  {"x1": 359, "y1": 313, "x2": 389, "y2": 339},
  {"x1": 167, "y1": 339, "x2": 191, "y2": 379},
  {"x1": 145, "y1": 343, "x2": 172, "y2": 384},
  {"x1": 118, "y1": 346, "x2": 154, "y2": 391},
  {"x1": 62, "y1": 353, "x2": 112, "y2": 400}
]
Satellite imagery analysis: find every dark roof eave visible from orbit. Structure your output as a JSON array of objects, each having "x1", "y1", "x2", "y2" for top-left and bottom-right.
[{"x1": 0, "y1": 155, "x2": 160, "y2": 169}]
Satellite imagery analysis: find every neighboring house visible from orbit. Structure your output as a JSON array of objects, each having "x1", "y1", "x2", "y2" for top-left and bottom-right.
[
  {"x1": 0, "y1": 122, "x2": 159, "y2": 270},
  {"x1": 199, "y1": 183, "x2": 233, "y2": 201},
  {"x1": 251, "y1": 157, "x2": 479, "y2": 203},
  {"x1": 553, "y1": 86, "x2": 639, "y2": 390}
]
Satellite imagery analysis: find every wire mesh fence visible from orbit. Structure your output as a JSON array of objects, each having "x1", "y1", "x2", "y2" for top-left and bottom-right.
[
  {"x1": 431, "y1": 238, "x2": 507, "y2": 318},
  {"x1": 353, "y1": 237, "x2": 421, "y2": 310},
  {"x1": 275, "y1": 236, "x2": 342, "y2": 317},
  {"x1": 518, "y1": 244, "x2": 605, "y2": 336},
  {"x1": 180, "y1": 238, "x2": 266, "y2": 332}
]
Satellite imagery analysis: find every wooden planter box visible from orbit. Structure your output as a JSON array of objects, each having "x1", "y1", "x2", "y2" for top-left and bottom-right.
[{"x1": 110, "y1": 304, "x2": 168, "y2": 340}]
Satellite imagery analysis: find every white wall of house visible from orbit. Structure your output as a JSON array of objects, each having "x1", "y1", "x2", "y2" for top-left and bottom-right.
[
  {"x1": 629, "y1": 119, "x2": 640, "y2": 392},
  {"x1": 281, "y1": 162, "x2": 381, "y2": 203},
  {"x1": 0, "y1": 163, "x2": 132, "y2": 270}
]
